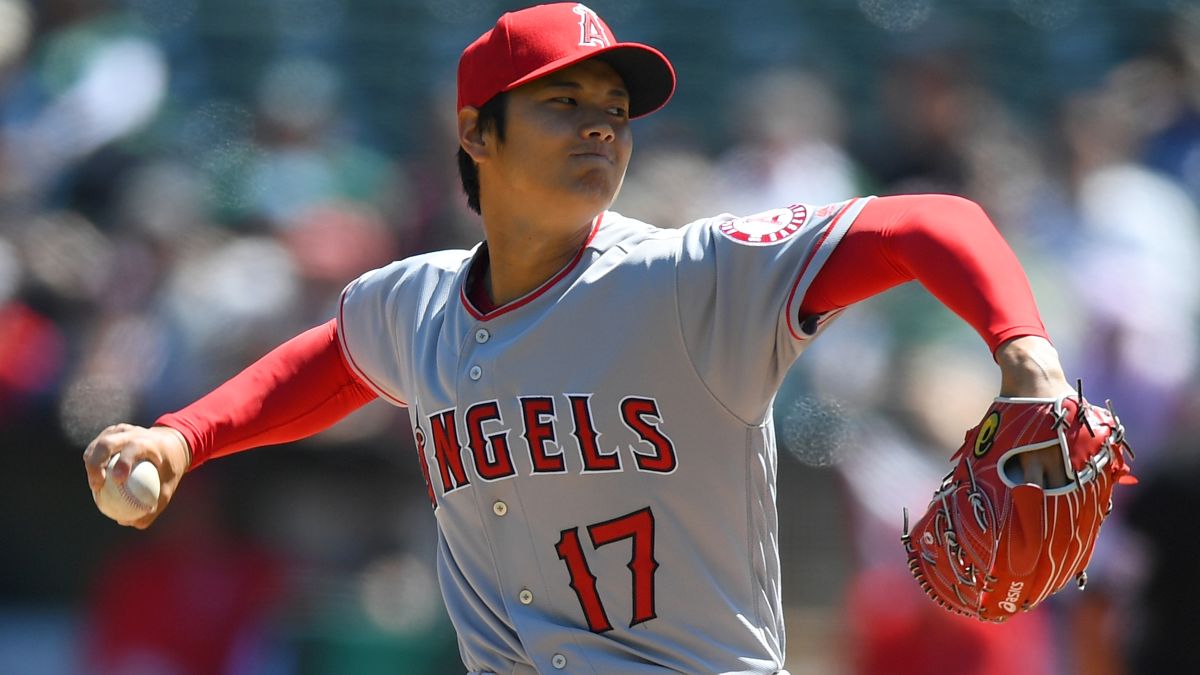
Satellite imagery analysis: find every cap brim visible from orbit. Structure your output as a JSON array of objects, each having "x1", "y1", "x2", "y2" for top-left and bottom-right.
[
  {"x1": 594, "y1": 45, "x2": 676, "y2": 118},
  {"x1": 502, "y1": 43, "x2": 676, "y2": 119}
]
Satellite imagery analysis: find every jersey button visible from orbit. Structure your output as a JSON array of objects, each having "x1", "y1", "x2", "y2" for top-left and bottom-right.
[
  {"x1": 475, "y1": 328, "x2": 490, "y2": 343},
  {"x1": 551, "y1": 653, "x2": 567, "y2": 669},
  {"x1": 469, "y1": 365, "x2": 483, "y2": 380},
  {"x1": 492, "y1": 500, "x2": 507, "y2": 516},
  {"x1": 519, "y1": 589, "x2": 534, "y2": 605}
]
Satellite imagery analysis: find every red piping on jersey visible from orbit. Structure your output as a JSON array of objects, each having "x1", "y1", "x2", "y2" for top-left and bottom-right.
[
  {"x1": 461, "y1": 213, "x2": 604, "y2": 321},
  {"x1": 337, "y1": 283, "x2": 409, "y2": 407},
  {"x1": 784, "y1": 198, "x2": 859, "y2": 341}
]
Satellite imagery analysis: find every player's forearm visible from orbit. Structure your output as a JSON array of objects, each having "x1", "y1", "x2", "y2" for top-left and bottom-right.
[
  {"x1": 801, "y1": 194, "x2": 1048, "y2": 355},
  {"x1": 155, "y1": 318, "x2": 378, "y2": 469}
]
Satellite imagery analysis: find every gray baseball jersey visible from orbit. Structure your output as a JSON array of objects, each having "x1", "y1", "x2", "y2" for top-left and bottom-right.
[{"x1": 337, "y1": 197, "x2": 873, "y2": 674}]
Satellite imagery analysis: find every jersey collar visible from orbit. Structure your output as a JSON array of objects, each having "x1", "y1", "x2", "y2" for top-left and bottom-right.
[{"x1": 460, "y1": 213, "x2": 605, "y2": 321}]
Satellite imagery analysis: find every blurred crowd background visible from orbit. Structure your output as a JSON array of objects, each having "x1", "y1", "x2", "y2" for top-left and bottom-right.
[{"x1": 2, "y1": 0, "x2": 1198, "y2": 673}]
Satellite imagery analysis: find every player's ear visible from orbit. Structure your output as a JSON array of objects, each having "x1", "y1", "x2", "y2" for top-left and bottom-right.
[{"x1": 458, "y1": 107, "x2": 492, "y2": 163}]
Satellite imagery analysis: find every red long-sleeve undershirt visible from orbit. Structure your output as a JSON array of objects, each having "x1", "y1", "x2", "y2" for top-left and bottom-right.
[
  {"x1": 803, "y1": 194, "x2": 1047, "y2": 351},
  {"x1": 154, "y1": 320, "x2": 377, "y2": 468},
  {"x1": 159, "y1": 194, "x2": 1047, "y2": 469}
]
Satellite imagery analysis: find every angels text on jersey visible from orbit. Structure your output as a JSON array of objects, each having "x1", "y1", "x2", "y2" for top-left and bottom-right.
[{"x1": 410, "y1": 393, "x2": 678, "y2": 507}]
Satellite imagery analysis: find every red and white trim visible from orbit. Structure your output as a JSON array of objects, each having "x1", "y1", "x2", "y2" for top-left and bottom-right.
[
  {"x1": 337, "y1": 280, "x2": 409, "y2": 407},
  {"x1": 784, "y1": 197, "x2": 871, "y2": 341},
  {"x1": 461, "y1": 214, "x2": 604, "y2": 321}
]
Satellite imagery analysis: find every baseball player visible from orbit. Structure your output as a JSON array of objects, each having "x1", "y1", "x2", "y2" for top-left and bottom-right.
[{"x1": 84, "y1": 4, "x2": 1081, "y2": 673}]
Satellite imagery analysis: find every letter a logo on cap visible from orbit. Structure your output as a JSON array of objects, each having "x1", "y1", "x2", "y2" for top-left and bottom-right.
[{"x1": 574, "y1": 4, "x2": 611, "y2": 48}]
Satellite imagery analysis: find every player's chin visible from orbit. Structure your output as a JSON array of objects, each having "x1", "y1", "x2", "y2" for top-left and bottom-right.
[{"x1": 570, "y1": 169, "x2": 624, "y2": 206}]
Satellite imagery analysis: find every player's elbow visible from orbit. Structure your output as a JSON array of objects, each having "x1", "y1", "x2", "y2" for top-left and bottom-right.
[
  {"x1": 881, "y1": 193, "x2": 995, "y2": 239},
  {"x1": 912, "y1": 193, "x2": 989, "y2": 225}
]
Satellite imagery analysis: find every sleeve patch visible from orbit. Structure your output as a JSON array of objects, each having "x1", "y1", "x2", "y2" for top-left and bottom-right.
[{"x1": 717, "y1": 205, "x2": 808, "y2": 246}]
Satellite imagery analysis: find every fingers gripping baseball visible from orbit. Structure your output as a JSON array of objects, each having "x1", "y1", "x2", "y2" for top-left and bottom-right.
[{"x1": 82, "y1": 424, "x2": 191, "y2": 529}]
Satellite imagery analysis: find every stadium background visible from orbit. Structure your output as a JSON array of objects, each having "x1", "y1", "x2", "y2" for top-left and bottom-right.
[{"x1": 1, "y1": 0, "x2": 1198, "y2": 673}]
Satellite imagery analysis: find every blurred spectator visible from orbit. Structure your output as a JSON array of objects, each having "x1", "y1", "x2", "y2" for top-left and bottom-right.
[
  {"x1": 0, "y1": 0, "x2": 32, "y2": 80},
  {"x1": 0, "y1": 296, "x2": 66, "y2": 424},
  {"x1": 853, "y1": 50, "x2": 975, "y2": 196},
  {"x1": 1139, "y1": 19, "x2": 1200, "y2": 204},
  {"x1": 80, "y1": 477, "x2": 286, "y2": 675},
  {"x1": 1125, "y1": 388, "x2": 1200, "y2": 675},
  {"x1": 237, "y1": 57, "x2": 398, "y2": 232},
  {"x1": 715, "y1": 68, "x2": 862, "y2": 215},
  {"x1": 0, "y1": 0, "x2": 167, "y2": 203},
  {"x1": 1058, "y1": 81, "x2": 1200, "y2": 464}
]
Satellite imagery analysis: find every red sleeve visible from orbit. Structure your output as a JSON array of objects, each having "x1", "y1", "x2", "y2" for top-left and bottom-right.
[
  {"x1": 155, "y1": 318, "x2": 379, "y2": 469},
  {"x1": 799, "y1": 194, "x2": 1048, "y2": 355}
]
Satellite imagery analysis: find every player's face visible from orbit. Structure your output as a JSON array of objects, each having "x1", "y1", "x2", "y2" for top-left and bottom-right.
[{"x1": 489, "y1": 59, "x2": 633, "y2": 217}]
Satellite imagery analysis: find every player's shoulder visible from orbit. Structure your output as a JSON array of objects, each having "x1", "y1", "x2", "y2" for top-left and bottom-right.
[
  {"x1": 392, "y1": 248, "x2": 475, "y2": 275},
  {"x1": 680, "y1": 199, "x2": 870, "y2": 249},
  {"x1": 592, "y1": 208, "x2": 810, "y2": 262},
  {"x1": 589, "y1": 210, "x2": 681, "y2": 250},
  {"x1": 342, "y1": 247, "x2": 475, "y2": 311},
  {"x1": 353, "y1": 248, "x2": 473, "y2": 287},
  {"x1": 590, "y1": 211, "x2": 716, "y2": 269}
]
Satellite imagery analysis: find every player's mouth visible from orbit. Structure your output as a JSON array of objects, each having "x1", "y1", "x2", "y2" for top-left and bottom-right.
[{"x1": 570, "y1": 147, "x2": 615, "y2": 163}]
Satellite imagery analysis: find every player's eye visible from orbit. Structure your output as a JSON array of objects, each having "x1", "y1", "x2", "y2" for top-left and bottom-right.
[
  {"x1": 550, "y1": 96, "x2": 576, "y2": 106},
  {"x1": 608, "y1": 106, "x2": 629, "y2": 118}
]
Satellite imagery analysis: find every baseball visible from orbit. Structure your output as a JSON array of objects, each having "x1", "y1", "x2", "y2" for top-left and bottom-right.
[{"x1": 95, "y1": 455, "x2": 160, "y2": 522}]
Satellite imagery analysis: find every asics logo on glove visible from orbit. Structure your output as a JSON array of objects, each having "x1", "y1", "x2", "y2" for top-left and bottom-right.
[{"x1": 998, "y1": 581, "x2": 1024, "y2": 613}]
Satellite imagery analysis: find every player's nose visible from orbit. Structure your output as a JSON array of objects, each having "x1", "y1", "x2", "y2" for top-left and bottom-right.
[{"x1": 580, "y1": 115, "x2": 615, "y2": 143}]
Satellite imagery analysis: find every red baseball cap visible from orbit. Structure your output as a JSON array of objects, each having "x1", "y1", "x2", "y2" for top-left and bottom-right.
[{"x1": 457, "y1": 3, "x2": 676, "y2": 119}]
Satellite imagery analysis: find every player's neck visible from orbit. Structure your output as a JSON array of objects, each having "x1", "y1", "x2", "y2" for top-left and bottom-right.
[{"x1": 478, "y1": 211, "x2": 597, "y2": 307}]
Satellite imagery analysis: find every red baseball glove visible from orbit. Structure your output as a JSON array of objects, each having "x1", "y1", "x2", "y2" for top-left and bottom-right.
[{"x1": 902, "y1": 384, "x2": 1136, "y2": 622}]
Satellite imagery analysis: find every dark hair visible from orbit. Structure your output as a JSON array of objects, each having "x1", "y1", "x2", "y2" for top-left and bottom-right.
[{"x1": 457, "y1": 92, "x2": 509, "y2": 215}]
